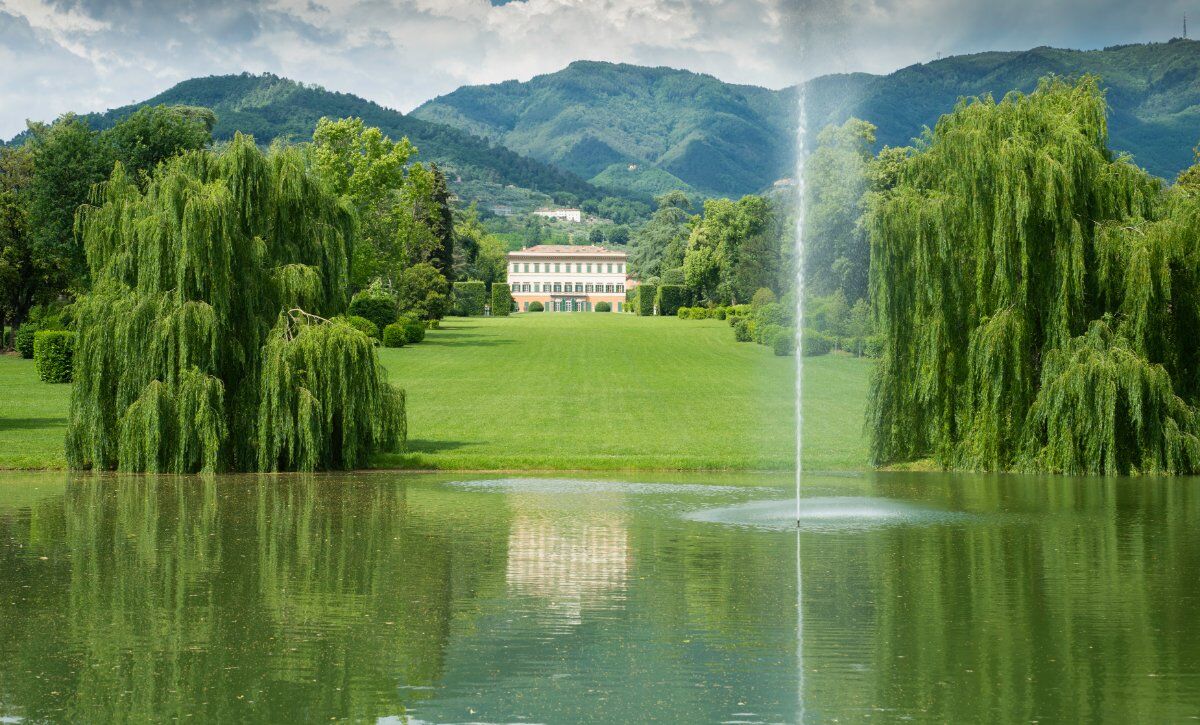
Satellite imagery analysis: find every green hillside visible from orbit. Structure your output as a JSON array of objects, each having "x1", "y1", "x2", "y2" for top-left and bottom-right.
[
  {"x1": 413, "y1": 61, "x2": 793, "y2": 198},
  {"x1": 416, "y1": 41, "x2": 1200, "y2": 194},
  {"x1": 11, "y1": 73, "x2": 604, "y2": 210}
]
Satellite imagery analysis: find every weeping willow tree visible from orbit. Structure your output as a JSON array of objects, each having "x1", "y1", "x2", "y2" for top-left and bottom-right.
[
  {"x1": 67, "y1": 134, "x2": 406, "y2": 472},
  {"x1": 869, "y1": 76, "x2": 1200, "y2": 475}
]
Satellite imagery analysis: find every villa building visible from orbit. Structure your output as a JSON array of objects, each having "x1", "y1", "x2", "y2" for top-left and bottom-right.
[
  {"x1": 507, "y1": 245, "x2": 635, "y2": 312},
  {"x1": 532, "y1": 208, "x2": 583, "y2": 223}
]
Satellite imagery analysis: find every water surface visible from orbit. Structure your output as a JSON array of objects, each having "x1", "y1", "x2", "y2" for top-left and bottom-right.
[{"x1": 1, "y1": 470, "x2": 1198, "y2": 722}]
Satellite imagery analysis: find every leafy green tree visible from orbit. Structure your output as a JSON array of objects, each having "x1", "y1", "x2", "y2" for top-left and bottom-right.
[
  {"x1": 682, "y1": 195, "x2": 772, "y2": 304},
  {"x1": 396, "y1": 262, "x2": 449, "y2": 321},
  {"x1": 427, "y1": 164, "x2": 455, "y2": 281},
  {"x1": 311, "y1": 117, "x2": 414, "y2": 286},
  {"x1": 804, "y1": 118, "x2": 875, "y2": 302},
  {"x1": 588, "y1": 227, "x2": 605, "y2": 245},
  {"x1": 26, "y1": 115, "x2": 114, "y2": 290},
  {"x1": 608, "y1": 225, "x2": 630, "y2": 245},
  {"x1": 869, "y1": 76, "x2": 1200, "y2": 475},
  {"x1": 453, "y1": 204, "x2": 507, "y2": 285},
  {"x1": 67, "y1": 135, "x2": 405, "y2": 473},
  {"x1": 629, "y1": 191, "x2": 693, "y2": 278},
  {"x1": 1179, "y1": 146, "x2": 1200, "y2": 190},
  {"x1": 102, "y1": 105, "x2": 215, "y2": 183},
  {"x1": 0, "y1": 146, "x2": 60, "y2": 343}
]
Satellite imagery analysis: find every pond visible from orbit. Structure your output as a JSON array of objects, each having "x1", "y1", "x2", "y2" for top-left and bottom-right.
[{"x1": 1, "y1": 470, "x2": 1199, "y2": 722}]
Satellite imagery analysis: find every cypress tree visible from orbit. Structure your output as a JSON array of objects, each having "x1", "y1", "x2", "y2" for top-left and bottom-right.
[
  {"x1": 428, "y1": 164, "x2": 455, "y2": 282},
  {"x1": 869, "y1": 76, "x2": 1200, "y2": 474},
  {"x1": 67, "y1": 134, "x2": 405, "y2": 473}
]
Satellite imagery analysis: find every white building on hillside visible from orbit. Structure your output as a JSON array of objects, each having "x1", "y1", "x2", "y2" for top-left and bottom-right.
[{"x1": 533, "y1": 208, "x2": 583, "y2": 223}]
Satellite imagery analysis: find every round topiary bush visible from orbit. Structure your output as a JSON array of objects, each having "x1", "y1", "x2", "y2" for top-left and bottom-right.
[
  {"x1": 382, "y1": 323, "x2": 407, "y2": 348},
  {"x1": 348, "y1": 292, "x2": 398, "y2": 332},
  {"x1": 400, "y1": 316, "x2": 426, "y2": 344},
  {"x1": 734, "y1": 319, "x2": 753, "y2": 342},
  {"x1": 33, "y1": 330, "x2": 76, "y2": 383},
  {"x1": 803, "y1": 329, "x2": 835, "y2": 356},
  {"x1": 773, "y1": 329, "x2": 796, "y2": 356},
  {"x1": 14, "y1": 323, "x2": 38, "y2": 359},
  {"x1": 342, "y1": 315, "x2": 379, "y2": 340},
  {"x1": 676, "y1": 307, "x2": 690, "y2": 319},
  {"x1": 594, "y1": 301, "x2": 610, "y2": 312},
  {"x1": 528, "y1": 301, "x2": 545, "y2": 312}
]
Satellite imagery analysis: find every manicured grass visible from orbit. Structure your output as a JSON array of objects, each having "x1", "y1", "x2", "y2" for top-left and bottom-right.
[
  {"x1": 0, "y1": 354, "x2": 71, "y2": 469},
  {"x1": 0, "y1": 314, "x2": 873, "y2": 471}
]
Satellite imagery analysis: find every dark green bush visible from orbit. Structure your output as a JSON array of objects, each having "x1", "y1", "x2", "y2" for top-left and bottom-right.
[
  {"x1": 14, "y1": 324, "x2": 37, "y2": 359},
  {"x1": 753, "y1": 302, "x2": 791, "y2": 332},
  {"x1": 759, "y1": 323, "x2": 785, "y2": 348},
  {"x1": 382, "y1": 323, "x2": 407, "y2": 348},
  {"x1": 348, "y1": 291, "x2": 397, "y2": 331},
  {"x1": 734, "y1": 319, "x2": 753, "y2": 342},
  {"x1": 491, "y1": 283, "x2": 513, "y2": 317},
  {"x1": 803, "y1": 329, "x2": 835, "y2": 356},
  {"x1": 34, "y1": 330, "x2": 75, "y2": 383},
  {"x1": 656, "y1": 284, "x2": 686, "y2": 317},
  {"x1": 342, "y1": 315, "x2": 379, "y2": 340},
  {"x1": 595, "y1": 301, "x2": 611, "y2": 312},
  {"x1": 528, "y1": 301, "x2": 545, "y2": 312},
  {"x1": 715, "y1": 307, "x2": 728, "y2": 320},
  {"x1": 400, "y1": 315, "x2": 426, "y2": 344},
  {"x1": 751, "y1": 288, "x2": 777, "y2": 308},
  {"x1": 773, "y1": 329, "x2": 796, "y2": 356},
  {"x1": 636, "y1": 283, "x2": 657, "y2": 316},
  {"x1": 453, "y1": 280, "x2": 487, "y2": 316}
]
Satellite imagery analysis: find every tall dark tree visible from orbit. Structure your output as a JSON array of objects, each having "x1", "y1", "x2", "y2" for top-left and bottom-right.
[
  {"x1": 0, "y1": 146, "x2": 59, "y2": 340},
  {"x1": 103, "y1": 105, "x2": 216, "y2": 184},
  {"x1": 428, "y1": 164, "x2": 456, "y2": 281}
]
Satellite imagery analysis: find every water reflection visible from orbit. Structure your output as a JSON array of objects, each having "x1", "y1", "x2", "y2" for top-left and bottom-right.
[{"x1": 1, "y1": 471, "x2": 1200, "y2": 722}]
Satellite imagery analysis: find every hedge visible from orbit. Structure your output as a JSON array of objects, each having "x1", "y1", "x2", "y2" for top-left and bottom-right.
[
  {"x1": 636, "y1": 283, "x2": 657, "y2": 316},
  {"x1": 528, "y1": 301, "x2": 545, "y2": 312},
  {"x1": 453, "y1": 281, "x2": 487, "y2": 316},
  {"x1": 399, "y1": 315, "x2": 426, "y2": 344},
  {"x1": 348, "y1": 291, "x2": 397, "y2": 331},
  {"x1": 342, "y1": 315, "x2": 379, "y2": 340},
  {"x1": 773, "y1": 328, "x2": 796, "y2": 356},
  {"x1": 382, "y1": 323, "x2": 407, "y2": 348},
  {"x1": 595, "y1": 301, "x2": 611, "y2": 312},
  {"x1": 491, "y1": 283, "x2": 513, "y2": 317},
  {"x1": 803, "y1": 329, "x2": 835, "y2": 356},
  {"x1": 15, "y1": 324, "x2": 37, "y2": 359},
  {"x1": 34, "y1": 330, "x2": 75, "y2": 383},
  {"x1": 656, "y1": 285, "x2": 686, "y2": 317},
  {"x1": 734, "y1": 319, "x2": 753, "y2": 342}
]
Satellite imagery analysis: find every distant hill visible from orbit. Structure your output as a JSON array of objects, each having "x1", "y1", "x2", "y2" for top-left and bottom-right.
[
  {"x1": 413, "y1": 61, "x2": 793, "y2": 198},
  {"x1": 415, "y1": 41, "x2": 1200, "y2": 197},
  {"x1": 9, "y1": 73, "x2": 606, "y2": 210}
]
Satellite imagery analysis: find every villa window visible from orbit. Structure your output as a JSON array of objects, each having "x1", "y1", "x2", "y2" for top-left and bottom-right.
[
  {"x1": 511, "y1": 263, "x2": 517, "y2": 273},
  {"x1": 534, "y1": 263, "x2": 540, "y2": 273},
  {"x1": 617, "y1": 284, "x2": 624, "y2": 293},
  {"x1": 576, "y1": 263, "x2": 582, "y2": 273},
  {"x1": 606, "y1": 263, "x2": 612, "y2": 273},
  {"x1": 575, "y1": 283, "x2": 584, "y2": 293},
  {"x1": 585, "y1": 283, "x2": 593, "y2": 293},
  {"x1": 618, "y1": 264, "x2": 624, "y2": 274},
  {"x1": 554, "y1": 263, "x2": 560, "y2": 273},
  {"x1": 522, "y1": 263, "x2": 528, "y2": 272},
  {"x1": 586, "y1": 264, "x2": 592, "y2": 273}
]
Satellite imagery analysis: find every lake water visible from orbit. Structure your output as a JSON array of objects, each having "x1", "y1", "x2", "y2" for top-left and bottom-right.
[{"x1": 1, "y1": 470, "x2": 1199, "y2": 722}]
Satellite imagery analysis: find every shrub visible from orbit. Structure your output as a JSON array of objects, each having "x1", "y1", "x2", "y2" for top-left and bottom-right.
[
  {"x1": 348, "y1": 291, "x2": 397, "y2": 331},
  {"x1": 636, "y1": 283, "x2": 657, "y2": 316},
  {"x1": 34, "y1": 330, "x2": 75, "y2": 383},
  {"x1": 753, "y1": 302, "x2": 791, "y2": 334},
  {"x1": 729, "y1": 304, "x2": 751, "y2": 318},
  {"x1": 751, "y1": 288, "x2": 777, "y2": 308},
  {"x1": 341, "y1": 315, "x2": 379, "y2": 340},
  {"x1": 397, "y1": 262, "x2": 450, "y2": 320},
  {"x1": 715, "y1": 307, "x2": 728, "y2": 320},
  {"x1": 528, "y1": 301, "x2": 545, "y2": 312},
  {"x1": 426, "y1": 319, "x2": 440, "y2": 330},
  {"x1": 803, "y1": 329, "x2": 835, "y2": 356},
  {"x1": 676, "y1": 306, "x2": 690, "y2": 319},
  {"x1": 491, "y1": 283, "x2": 513, "y2": 317},
  {"x1": 14, "y1": 324, "x2": 38, "y2": 359},
  {"x1": 864, "y1": 334, "x2": 886, "y2": 358},
  {"x1": 773, "y1": 329, "x2": 796, "y2": 356},
  {"x1": 656, "y1": 284, "x2": 686, "y2": 316},
  {"x1": 595, "y1": 301, "x2": 611, "y2": 312},
  {"x1": 399, "y1": 315, "x2": 426, "y2": 344},
  {"x1": 759, "y1": 323, "x2": 785, "y2": 348},
  {"x1": 734, "y1": 319, "x2": 753, "y2": 342},
  {"x1": 661, "y1": 267, "x2": 686, "y2": 286},
  {"x1": 381, "y1": 323, "x2": 407, "y2": 348},
  {"x1": 452, "y1": 280, "x2": 487, "y2": 316}
]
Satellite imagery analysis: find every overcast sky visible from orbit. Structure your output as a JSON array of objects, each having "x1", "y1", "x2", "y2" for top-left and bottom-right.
[{"x1": 0, "y1": 0, "x2": 1194, "y2": 138}]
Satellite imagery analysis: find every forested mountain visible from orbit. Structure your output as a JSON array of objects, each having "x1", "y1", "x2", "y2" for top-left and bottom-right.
[
  {"x1": 413, "y1": 61, "x2": 794, "y2": 198},
  {"x1": 415, "y1": 40, "x2": 1200, "y2": 196},
  {"x1": 8, "y1": 73, "x2": 604, "y2": 207}
]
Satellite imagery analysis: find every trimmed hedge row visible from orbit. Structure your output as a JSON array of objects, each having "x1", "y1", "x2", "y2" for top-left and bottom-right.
[
  {"x1": 348, "y1": 291, "x2": 397, "y2": 332},
  {"x1": 15, "y1": 324, "x2": 37, "y2": 359},
  {"x1": 491, "y1": 283, "x2": 513, "y2": 317},
  {"x1": 34, "y1": 330, "x2": 75, "y2": 383},
  {"x1": 655, "y1": 285, "x2": 686, "y2": 317},
  {"x1": 636, "y1": 283, "x2": 657, "y2": 316},
  {"x1": 453, "y1": 281, "x2": 487, "y2": 316}
]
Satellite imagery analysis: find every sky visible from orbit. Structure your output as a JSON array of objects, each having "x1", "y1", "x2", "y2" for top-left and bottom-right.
[{"x1": 0, "y1": 0, "x2": 1194, "y2": 138}]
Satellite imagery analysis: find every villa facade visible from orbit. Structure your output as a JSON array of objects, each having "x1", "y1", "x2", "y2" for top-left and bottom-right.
[{"x1": 507, "y1": 245, "x2": 635, "y2": 312}]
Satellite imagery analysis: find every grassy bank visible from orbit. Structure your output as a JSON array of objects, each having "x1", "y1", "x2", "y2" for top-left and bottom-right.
[{"x1": 0, "y1": 314, "x2": 872, "y2": 471}]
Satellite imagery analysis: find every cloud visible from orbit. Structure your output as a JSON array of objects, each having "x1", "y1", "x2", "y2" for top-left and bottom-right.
[{"x1": 0, "y1": 0, "x2": 1193, "y2": 139}]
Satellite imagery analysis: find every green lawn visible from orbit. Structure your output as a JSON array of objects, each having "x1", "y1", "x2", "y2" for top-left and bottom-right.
[{"x1": 0, "y1": 314, "x2": 872, "y2": 471}]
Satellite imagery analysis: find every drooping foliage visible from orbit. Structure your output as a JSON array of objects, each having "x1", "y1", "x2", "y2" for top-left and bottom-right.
[
  {"x1": 869, "y1": 76, "x2": 1200, "y2": 474},
  {"x1": 67, "y1": 134, "x2": 405, "y2": 472}
]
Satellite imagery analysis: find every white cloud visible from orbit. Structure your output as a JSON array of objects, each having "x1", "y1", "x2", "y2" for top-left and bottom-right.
[{"x1": 0, "y1": 0, "x2": 1193, "y2": 139}]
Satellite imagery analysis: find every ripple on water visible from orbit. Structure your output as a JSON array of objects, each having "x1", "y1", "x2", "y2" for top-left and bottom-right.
[
  {"x1": 686, "y1": 497, "x2": 970, "y2": 531},
  {"x1": 445, "y1": 477, "x2": 748, "y2": 496}
]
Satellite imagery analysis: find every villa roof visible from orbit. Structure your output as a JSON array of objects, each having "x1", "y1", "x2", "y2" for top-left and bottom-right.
[{"x1": 509, "y1": 245, "x2": 625, "y2": 257}]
